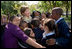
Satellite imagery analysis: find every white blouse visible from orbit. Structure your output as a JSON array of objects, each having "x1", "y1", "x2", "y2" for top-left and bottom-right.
[
  {"x1": 22, "y1": 16, "x2": 32, "y2": 23},
  {"x1": 43, "y1": 31, "x2": 55, "y2": 38}
]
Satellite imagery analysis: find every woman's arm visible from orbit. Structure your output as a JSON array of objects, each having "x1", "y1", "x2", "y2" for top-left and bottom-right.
[
  {"x1": 11, "y1": 27, "x2": 45, "y2": 48},
  {"x1": 26, "y1": 37, "x2": 46, "y2": 48}
]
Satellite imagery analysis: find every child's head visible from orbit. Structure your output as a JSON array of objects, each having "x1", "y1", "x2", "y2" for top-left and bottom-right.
[
  {"x1": 46, "y1": 12, "x2": 51, "y2": 18},
  {"x1": 41, "y1": 12, "x2": 46, "y2": 19},
  {"x1": 34, "y1": 11, "x2": 39, "y2": 16},
  {"x1": 43, "y1": 18, "x2": 56, "y2": 32},
  {"x1": 31, "y1": 19, "x2": 40, "y2": 28},
  {"x1": 24, "y1": 28, "x2": 31, "y2": 36},
  {"x1": 34, "y1": 11, "x2": 41, "y2": 17},
  {"x1": 51, "y1": 7, "x2": 63, "y2": 20},
  {"x1": 24, "y1": 28, "x2": 35, "y2": 38},
  {"x1": 20, "y1": 6, "x2": 30, "y2": 17},
  {"x1": 19, "y1": 20, "x2": 28, "y2": 29}
]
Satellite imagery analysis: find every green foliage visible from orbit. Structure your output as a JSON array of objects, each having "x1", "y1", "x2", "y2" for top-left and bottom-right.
[
  {"x1": 1, "y1": 1, "x2": 28, "y2": 16},
  {"x1": 1, "y1": 1, "x2": 71, "y2": 22},
  {"x1": 38, "y1": 1, "x2": 71, "y2": 13},
  {"x1": 29, "y1": 4, "x2": 37, "y2": 13},
  {"x1": 1, "y1": 1, "x2": 16, "y2": 16}
]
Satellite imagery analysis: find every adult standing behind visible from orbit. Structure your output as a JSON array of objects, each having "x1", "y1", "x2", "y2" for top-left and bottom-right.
[
  {"x1": 2, "y1": 15, "x2": 45, "y2": 48},
  {"x1": 50, "y1": 7, "x2": 71, "y2": 48},
  {"x1": 20, "y1": 6, "x2": 32, "y2": 23}
]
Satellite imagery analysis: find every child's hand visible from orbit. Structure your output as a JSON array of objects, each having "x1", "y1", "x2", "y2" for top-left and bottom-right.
[{"x1": 46, "y1": 38, "x2": 56, "y2": 45}]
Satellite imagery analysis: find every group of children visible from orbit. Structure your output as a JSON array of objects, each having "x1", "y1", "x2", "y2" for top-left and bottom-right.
[
  {"x1": 18, "y1": 17, "x2": 57, "y2": 48},
  {"x1": 17, "y1": 6, "x2": 67, "y2": 48},
  {"x1": 1, "y1": 6, "x2": 71, "y2": 48}
]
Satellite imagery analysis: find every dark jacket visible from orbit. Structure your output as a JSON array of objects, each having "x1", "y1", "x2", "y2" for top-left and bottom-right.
[
  {"x1": 56, "y1": 18, "x2": 71, "y2": 48},
  {"x1": 32, "y1": 27, "x2": 44, "y2": 44},
  {"x1": 41, "y1": 33, "x2": 58, "y2": 48},
  {"x1": 0, "y1": 25, "x2": 6, "y2": 48}
]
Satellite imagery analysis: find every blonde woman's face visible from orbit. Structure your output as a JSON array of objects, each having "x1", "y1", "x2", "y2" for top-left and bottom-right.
[{"x1": 24, "y1": 9, "x2": 30, "y2": 17}]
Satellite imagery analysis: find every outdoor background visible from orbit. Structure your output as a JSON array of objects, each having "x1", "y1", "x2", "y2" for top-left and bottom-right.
[{"x1": 1, "y1": 1, "x2": 71, "y2": 29}]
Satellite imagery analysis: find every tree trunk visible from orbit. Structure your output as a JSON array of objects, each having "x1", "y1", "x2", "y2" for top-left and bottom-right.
[
  {"x1": 7, "y1": 13, "x2": 10, "y2": 20},
  {"x1": 66, "y1": 7, "x2": 68, "y2": 18},
  {"x1": 52, "y1": 1, "x2": 56, "y2": 8},
  {"x1": 66, "y1": 1, "x2": 69, "y2": 18}
]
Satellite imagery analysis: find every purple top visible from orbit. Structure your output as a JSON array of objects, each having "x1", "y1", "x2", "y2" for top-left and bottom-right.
[{"x1": 3, "y1": 23, "x2": 28, "y2": 48}]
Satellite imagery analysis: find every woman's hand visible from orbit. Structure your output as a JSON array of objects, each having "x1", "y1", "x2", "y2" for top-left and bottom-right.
[{"x1": 41, "y1": 46, "x2": 46, "y2": 48}]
